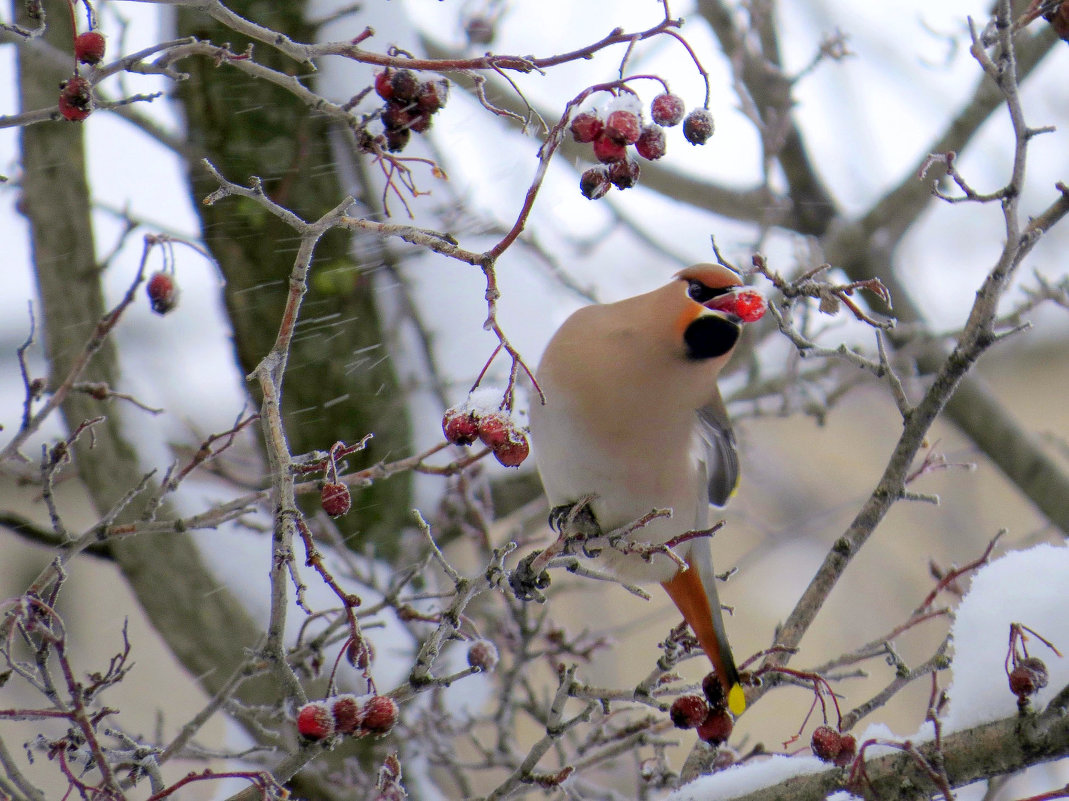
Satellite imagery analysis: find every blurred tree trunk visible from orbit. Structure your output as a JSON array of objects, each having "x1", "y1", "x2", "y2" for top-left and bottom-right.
[{"x1": 173, "y1": 1, "x2": 414, "y2": 556}]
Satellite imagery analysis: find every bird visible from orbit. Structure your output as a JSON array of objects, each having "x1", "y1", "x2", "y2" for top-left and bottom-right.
[{"x1": 528, "y1": 263, "x2": 755, "y2": 715}]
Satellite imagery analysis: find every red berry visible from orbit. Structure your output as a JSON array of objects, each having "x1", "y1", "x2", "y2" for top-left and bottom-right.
[
  {"x1": 321, "y1": 482, "x2": 351, "y2": 517},
  {"x1": 592, "y1": 134, "x2": 627, "y2": 164},
  {"x1": 146, "y1": 271, "x2": 178, "y2": 314},
  {"x1": 443, "y1": 407, "x2": 479, "y2": 445},
  {"x1": 650, "y1": 93, "x2": 685, "y2": 127},
  {"x1": 476, "y1": 412, "x2": 512, "y2": 450},
  {"x1": 390, "y1": 69, "x2": 420, "y2": 103},
  {"x1": 296, "y1": 701, "x2": 335, "y2": 740},
  {"x1": 331, "y1": 694, "x2": 365, "y2": 735},
  {"x1": 58, "y1": 76, "x2": 92, "y2": 122},
  {"x1": 608, "y1": 158, "x2": 640, "y2": 190},
  {"x1": 701, "y1": 671, "x2": 727, "y2": 710},
  {"x1": 810, "y1": 725, "x2": 842, "y2": 763},
  {"x1": 835, "y1": 734, "x2": 857, "y2": 767},
  {"x1": 467, "y1": 639, "x2": 500, "y2": 672},
  {"x1": 696, "y1": 708, "x2": 733, "y2": 745},
  {"x1": 683, "y1": 109, "x2": 715, "y2": 145},
  {"x1": 1010, "y1": 657, "x2": 1049, "y2": 698},
  {"x1": 492, "y1": 430, "x2": 529, "y2": 468},
  {"x1": 384, "y1": 127, "x2": 410, "y2": 152},
  {"x1": 374, "y1": 69, "x2": 394, "y2": 100},
  {"x1": 570, "y1": 111, "x2": 604, "y2": 144},
  {"x1": 74, "y1": 31, "x2": 106, "y2": 65},
  {"x1": 360, "y1": 695, "x2": 398, "y2": 735},
  {"x1": 733, "y1": 289, "x2": 766, "y2": 322},
  {"x1": 580, "y1": 167, "x2": 611, "y2": 200},
  {"x1": 409, "y1": 111, "x2": 433, "y2": 133},
  {"x1": 382, "y1": 101, "x2": 411, "y2": 131},
  {"x1": 346, "y1": 638, "x2": 375, "y2": 669},
  {"x1": 669, "y1": 695, "x2": 709, "y2": 729},
  {"x1": 635, "y1": 125, "x2": 667, "y2": 161},
  {"x1": 418, "y1": 79, "x2": 449, "y2": 113},
  {"x1": 604, "y1": 109, "x2": 641, "y2": 145}
]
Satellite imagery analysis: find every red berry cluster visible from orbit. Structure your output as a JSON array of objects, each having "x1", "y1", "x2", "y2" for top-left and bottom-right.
[
  {"x1": 667, "y1": 670, "x2": 738, "y2": 745},
  {"x1": 146, "y1": 271, "x2": 179, "y2": 315},
  {"x1": 809, "y1": 724, "x2": 857, "y2": 767},
  {"x1": 374, "y1": 68, "x2": 449, "y2": 153},
  {"x1": 573, "y1": 93, "x2": 715, "y2": 199},
  {"x1": 442, "y1": 404, "x2": 529, "y2": 468},
  {"x1": 296, "y1": 694, "x2": 399, "y2": 741}
]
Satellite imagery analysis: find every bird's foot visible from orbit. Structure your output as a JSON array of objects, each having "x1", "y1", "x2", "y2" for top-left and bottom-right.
[{"x1": 548, "y1": 496, "x2": 602, "y2": 539}]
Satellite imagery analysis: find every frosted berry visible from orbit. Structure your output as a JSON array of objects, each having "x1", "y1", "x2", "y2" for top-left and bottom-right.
[
  {"x1": 321, "y1": 482, "x2": 351, "y2": 517},
  {"x1": 669, "y1": 695, "x2": 709, "y2": 729},
  {"x1": 374, "y1": 70, "x2": 394, "y2": 100},
  {"x1": 608, "y1": 158, "x2": 640, "y2": 190},
  {"x1": 570, "y1": 112, "x2": 604, "y2": 144},
  {"x1": 408, "y1": 111, "x2": 433, "y2": 133},
  {"x1": 592, "y1": 134, "x2": 627, "y2": 164},
  {"x1": 733, "y1": 290, "x2": 766, "y2": 322},
  {"x1": 810, "y1": 725, "x2": 842, "y2": 762},
  {"x1": 346, "y1": 637, "x2": 375, "y2": 669},
  {"x1": 443, "y1": 408, "x2": 479, "y2": 445},
  {"x1": 417, "y1": 79, "x2": 449, "y2": 113},
  {"x1": 360, "y1": 695, "x2": 399, "y2": 735},
  {"x1": 467, "y1": 638, "x2": 500, "y2": 672},
  {"x1": 683, "y1": 109, "x2": 715, "y2": 145},
  {"x1": 635, "y1": 125, "x2": 666, "y2": 161},
  {"x1": 1009, "y1": 657, "x2": 1049, "y2": 698},
  {"x1": 604, "y1": 109, "x2": 641, "y2": 145},
  {"x1": 74, "y1": 31, "x2": 106, "y2": 65},
  {"x1": 476, "y1": 412, "x2": 511, "y2": 450},
  {"x1": 296, "y1": 701, "x2": 335, "y2": 740},
  {"x1": 702, "y1": 671, "x2": 727, "y2": 710},
  {"x1": 580, "y1": 167, "x2": 611, "y2": 200},
  {"x1": 58, "y1": 76, "x2": 92, "y2": 122},
  {"x1": 696, "y1": 708, "x2": 733, "y2": 745},
  {"x1": 492, "y1": 430, "x2": 529, "y2": 468},
  {"x1": 384, "y1": 127, "x2": 410, "y2": 152},
  {"x1": 382, "y1": 101, "x2": 411, "y2": 131},
  {"x1": 835, "y1": 734, "x2": 857, "y2": 767},
  {"x1": 146, "y1": 271, "x2": 178, "y2": 314},
  {"x1": 650, "y1": 93, "x2": 685, "y2": 127},
  {"x1": 331, "y1": 694, "x2": 365, "y2": 735},
  {"x1": 390, "y1": 69, "x2": 420, "y2": 103}
]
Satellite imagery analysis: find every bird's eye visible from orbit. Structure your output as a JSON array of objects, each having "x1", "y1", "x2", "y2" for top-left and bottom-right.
[{"x1": 687, "y1": 280, "x2": 708, "y2": 302}]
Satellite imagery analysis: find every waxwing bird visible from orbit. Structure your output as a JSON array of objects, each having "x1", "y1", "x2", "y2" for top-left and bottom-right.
[{"x1": 528, "y1": 264, "x2": 756, "y2": 715}]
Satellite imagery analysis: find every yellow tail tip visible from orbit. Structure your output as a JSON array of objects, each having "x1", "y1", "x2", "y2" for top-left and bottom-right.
[{"x1": 728, "y1": 683, "x2": 746, "y2": 716}]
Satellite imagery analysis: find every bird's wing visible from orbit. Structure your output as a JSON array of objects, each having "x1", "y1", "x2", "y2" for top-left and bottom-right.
[{"x1": 697, "y1": 399, "x2": 739, "y2": 508}]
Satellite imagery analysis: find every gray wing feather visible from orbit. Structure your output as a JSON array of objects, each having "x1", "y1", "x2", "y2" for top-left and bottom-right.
[{"x1": 697, "y1": 401, "x2": 739, "y2": 508}]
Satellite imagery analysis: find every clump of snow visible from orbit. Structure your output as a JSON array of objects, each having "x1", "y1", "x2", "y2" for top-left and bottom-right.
[
  {"x1": 458, "y1": 386, "x2": 508, "y2": 417},
  {"x1": 943, "y1": 542, "x2": 1069, "y2": 732},
  {"x1": 667, "y1": 754, "x2": 828, "y2": 801}
]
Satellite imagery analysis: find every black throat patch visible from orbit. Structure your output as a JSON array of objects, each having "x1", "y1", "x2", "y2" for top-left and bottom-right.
[{"x1": 683, "y1": 314, "x2": 741, "y2": 360}]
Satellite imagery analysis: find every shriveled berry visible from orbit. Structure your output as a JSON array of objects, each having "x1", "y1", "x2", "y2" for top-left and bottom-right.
[
  {"x1": 570, "y1": 111, "x2": 604, "y2": 144},
  {"x1": 635, "y1": 125, "x2": 666, "y2": 161},
  {"x1": 443, "y1": 408, "x2": 479, "y2": 445},
  {"x1": 418, "y1": 79, "x2": 449, "y2": 113},
  {"x1": 296, "y1": 701, "x2": 335, "y2": 740},
  {"x1": 733, "y1": 290, "x2": 766, "y2": 322},
  {"x1": 360, "y1": 695, "x2": 399, "y2": 735},
  {"x1": 374, "y1": 69, "x2": 394, "y2": 100},
  {"x1": 384, "y1": 127, "x2": 410, "y2": 153},
  {"x1": 650, "y1": 93, "x2": 686, "y2": 127},
  {"x1": 390, "y1": 69, "x2": 420, "y2": 103},
  {"x1": 146, "y1": 271, "x2": 178, "y2": 314},
  {"x1": 346, "y1": 637, "x2": 374, "y2": 669},
  {"x1": 331, "y1": 694, "x2": 365, "y2": 735},
  {"x1": 409, "y1": 111, "x2": 433, "y2": 133},
  {"x1": 321, "y1": 482, "x2": 351, "y2": 517},
  {"x1": 810, "y1": 725, "x2": 842, "y2": 762},
  {"x1": 592, "y1": 134, "x2": 627, "y2": 164},
  {"x1": 683, "y1": 109, "x2": 715, "y2": 145},
  {"x1": 467, "y1": 639, "x2": 500, "y2": 672},
  {"x1": 382, "y1": 101, "x2": 412, "y2": 131},
  {"x1": 1010, "y1": 657, "x2": 1049, "y2": 698},
  {"x1": 58, "y1": 76, "x2": 93, "y2": 122},
  {"x1": 74, "y1": 31, "x2": 106, "y2": 65},
  {"x1": 580, "y1": 166, "x2": 611, "y2": 200},
  {"x1": 696, "y1": 708, "x2": 733, "y2": 745},
  {"x1": 702, "y1": 671, "x2": 727, "y2": 710},
  {"x1": 608, "y1": 158, "x2": 640, "y2": 190},
  {"x1": 604, "y1": 109, "x2": 641, "y2": 145},
  {"x1": 835, "y1": 734, "x2": 857, "y2": 767},
  {"x1": 669, "y1": 695, "x2": 709, "y2": 729}
]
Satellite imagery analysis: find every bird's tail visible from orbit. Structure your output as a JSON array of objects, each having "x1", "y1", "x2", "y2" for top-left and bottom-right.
[{"x1": 661, "y1": 549, "x2": 745, "y2": 715}]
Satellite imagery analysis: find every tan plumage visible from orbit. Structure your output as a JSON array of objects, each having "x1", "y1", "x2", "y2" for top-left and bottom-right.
[{"x1": 529, "y1": 264, "x2": 750, "y2": 713}]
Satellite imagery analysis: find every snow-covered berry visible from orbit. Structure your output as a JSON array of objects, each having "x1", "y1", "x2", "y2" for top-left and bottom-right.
[
  {"x1": 635, "y1": 125, "x2": 667, "y2": 161},
  {"x1": 592, "y1": 134, "x2": 627, "y2": 164},
  {"x1": 418, "y1": 79, "x2": 449, "y2": 113},
  {"x1": 650, "y1": 93, "x2": 686, "y2": 127},
  {"x1": 604, "y1": 109, "x2": 641, "y2": 145},
  {"x1": 331, "y1": 694, "x2": 365, "y2": 735},
  {"x1": 580, "y1": 167, "x2": 611, "y2": 200},
  {"x1": 443, "y1": 408, "x2": 479, "y2": 445},
  {"x1": 75, "y1": 31, "x2": 106, "y2": 65},
  {"x1": 608, "y1": 158, "x2": 640, "y2": 190},
  {"x1": 321, "y1": 482, "x2": 351, "y2": 517},
  {"x1": 683, "y1": 109, "x2": 715, "y2": 145},
  {"x1": 492, "y1": 429, "x2": 529, "y2": 468},
  {"x1": 570, "y1": 111, "x2": 604, "y2": 144},
  {"x1": 296, "y1": 701, "x2": 335, "y2": 740},
  {"x1": 669, "y1": 695, "x2": 709, "y2": 729}
]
